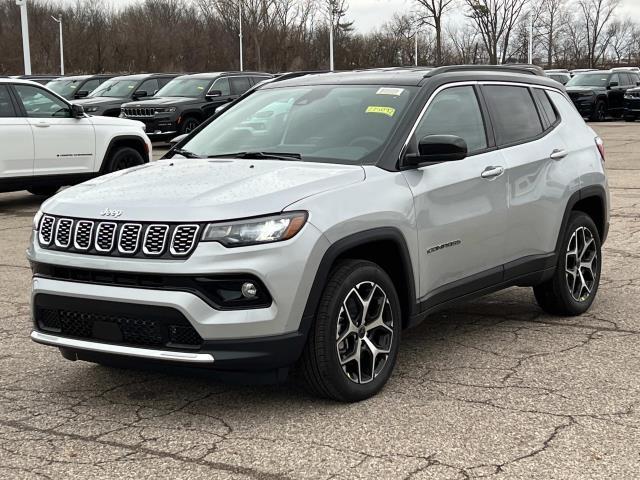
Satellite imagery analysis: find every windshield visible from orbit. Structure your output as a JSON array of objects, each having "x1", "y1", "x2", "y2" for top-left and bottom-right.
[
  {"x1": 567, "y1": 74, "x2": 610, "y2": 87},
  {"x1": 156, "y1": 78, "x2": 211, "y2": 97},
  {"x1": 89, "y1": 79, "x2": 139, "y2": 98},
  {"x1": 46, "y1": 79, "x2": 83, "y2": 97},
  {"x1": 181, "y1": 85, "x2": 416, "y2": 164}
]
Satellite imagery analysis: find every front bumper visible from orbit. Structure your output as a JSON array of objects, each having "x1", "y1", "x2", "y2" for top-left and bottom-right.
[
  {"x1": 570, "y1": 97, "x2": 596, "y2": 116},
  {"x1": 122, "y1": 115, "x2": 178, "y2": 137},
  {"x1": 28, "y1": 221, "x2": 329, "y2": 370},
  {"x1": 624, "y1": 97, "x2": 640, "y2": 115}
]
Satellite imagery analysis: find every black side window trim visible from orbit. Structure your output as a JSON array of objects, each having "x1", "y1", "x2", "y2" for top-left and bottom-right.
[
  {"x1": 531, "y1": 87, "x2": 561, "y2": 132},
  {"x1": 480, "y1": 83, "x2": 561, "y2": 151},
  {"x1": 0, "y1": 84, "x2": 18, "y2": 117}
]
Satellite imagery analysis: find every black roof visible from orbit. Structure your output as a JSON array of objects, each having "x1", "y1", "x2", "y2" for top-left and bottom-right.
[
  {"x1": 263, "y1": 65, "x2": 561, "y2": 90},
  {"x1": 175, "y1": 71, "x2": 273, "y2": 80},
  {"x1": 110, "y1": 73, "x2": 181, "y2": 81}
]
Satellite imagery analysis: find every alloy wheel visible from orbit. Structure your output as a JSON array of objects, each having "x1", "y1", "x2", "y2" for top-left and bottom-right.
[
  {"x1": 565, "y1": 226, "x2": 598, "y2": 302},
  {"x1": 112, "y1": 153, "x2": 138, "y2": 171},
  {"x1": 336, "y1": 281, "x2": 394, "y2": 384}
]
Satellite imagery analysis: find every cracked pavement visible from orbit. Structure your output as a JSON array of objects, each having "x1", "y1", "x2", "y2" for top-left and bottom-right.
[{"x1": 1, "y1": 124, "x2": 639, "y2": 479}]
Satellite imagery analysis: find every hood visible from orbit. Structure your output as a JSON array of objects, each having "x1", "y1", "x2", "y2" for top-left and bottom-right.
[
  {"x1": 86, "y1": 115, "x2": 146, "y2": 129},
  {"x1": 122, "y1": 97, "x2": 200, "y2": 108},
  {"x1": 42, "y1": 159, "x2": 365, "y2": 222},
  {"x1": 73, "y1": 97, "x2": 125, "y2": 107},
  {"x1": 566, "y1": 85, "x2": 603, "y2": 93}
]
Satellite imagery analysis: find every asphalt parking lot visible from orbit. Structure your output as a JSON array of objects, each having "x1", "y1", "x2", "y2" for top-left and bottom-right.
[{"x1": 1, "y1": 124, "x2": 639, "y2": 479}]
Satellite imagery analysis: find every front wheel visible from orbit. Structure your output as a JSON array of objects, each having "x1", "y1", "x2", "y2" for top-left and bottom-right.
[
  {"x1": 104, "y1": 147, "x2": 144, "y2": 173},
  {"x1": 28, "y1": 186, "x2": 59, "y2": 197},
  {"x1": 299, "y1": 259, "x2": 402, "y2": 402},
  {"x1": 534, "y1": 212, "x2": 602, "y2": 316},
  {"x1": 179, "y1": 117, "x2": 200, "y2": 135},
  {"x1": 589, "y1": 101, "x2": 606, "y2": 122},
  {"x1": 624, "y1": 115, "x2": 636, "y2": 122}
]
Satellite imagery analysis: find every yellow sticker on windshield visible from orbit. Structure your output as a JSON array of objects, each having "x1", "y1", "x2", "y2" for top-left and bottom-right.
[{"x1": 366, "y1": 106, "x2": 396, "y2": 117}]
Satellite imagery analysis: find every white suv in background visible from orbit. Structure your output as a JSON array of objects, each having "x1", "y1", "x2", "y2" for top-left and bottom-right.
[{"x1": 0, "y1": 79, "x2": 151, "y2": 197}]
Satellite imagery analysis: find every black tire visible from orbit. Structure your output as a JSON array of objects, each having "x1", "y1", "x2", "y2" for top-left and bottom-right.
[
  {"x1": 534, "y1": 212, "x2": 602, "y2": 316},
  {"x1": 27, "y1": 186, "x2": 59, "y2": 197},
  {"x1": 624, "y1": 115, "x2": 636, "y2": 122},
  {"x1": 180, "y1": 116, "x2": 200, "y2": 135},
  {"x1": 589, "y1": 100, "x2": 606, "y2": 122},
  {"x1": 104, "y1": 146, "x2": 144, "y2": 173},
  {"x1": 299, "y1": 259, "x2": 402, "y2": 402}
]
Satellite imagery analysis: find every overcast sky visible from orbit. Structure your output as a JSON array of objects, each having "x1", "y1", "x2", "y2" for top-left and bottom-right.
[{"x1": 347, "y1": 0, "x2": 640, "y2": 32}]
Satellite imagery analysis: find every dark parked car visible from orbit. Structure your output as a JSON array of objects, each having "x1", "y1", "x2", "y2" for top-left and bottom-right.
[
  {"x1": 623, "y1": 86, "x2": 640, "y2": 121},
  {"x1": 13, "y1": 75, "x2": 61, "y2": 85},
  {"x1": 45, "y1": 74, "x2": 116, "y2": 100},
  {"x1": 545, "y1": 71, "x2": 570, "y2": 85},
  {"x1": 120, "y1": 72, "x2": 272, "y2": 137},
  {"x1": 73, "y1": 73, "x2": 179, "y2": 117},
  {"x1": 565, "y1": 70, "x2": 640, "y2": 121}
]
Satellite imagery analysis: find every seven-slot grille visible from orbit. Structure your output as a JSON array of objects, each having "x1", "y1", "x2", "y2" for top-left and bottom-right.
[
  {"x1": 38, "y1": 216, "x2": 201, "y2": 259},
  {"x1": 122, "y1": 107, "x2": 155, "y2": 118}
]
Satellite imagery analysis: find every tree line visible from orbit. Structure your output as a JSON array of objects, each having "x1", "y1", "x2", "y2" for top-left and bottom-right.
[{"x1": 0, "y1": 0, "x2": 635, "y2": 75}]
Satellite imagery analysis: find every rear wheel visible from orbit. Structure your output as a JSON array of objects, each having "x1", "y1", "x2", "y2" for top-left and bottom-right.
[
  {"x1": 104, "y1": 146, "x2": 144, "y2": 173},
  {"x1": 534, "y1": 212, "x2": 602, "y2": 316},
  {"x1": 28, "y1": 186, "x2": 59, "y2": 197},
  {"x1": 300, "y1": 259, "x2": 402, "y2": 402}
]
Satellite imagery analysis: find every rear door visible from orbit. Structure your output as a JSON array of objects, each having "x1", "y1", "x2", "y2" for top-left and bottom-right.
[
  {"x1": 402, "y1": 84, "x2": 508, "y2": 300},
  {"x1": 483, "y1": 84, "x2": 568, "y2": 265},
  {"x1": 13, "y1": 84, "x2": 96, "y2": 177},
  {"x1": 0, "y1": 84, "x2": 34, "y2": 181},
  {"x1": 608, "y1": 73, "x2": 625, "y2": 113}
]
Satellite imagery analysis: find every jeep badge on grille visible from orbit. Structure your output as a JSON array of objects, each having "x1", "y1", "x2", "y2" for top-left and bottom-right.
[{"x1": 100, "y1": 208, "x2": 123, "y2": 218}]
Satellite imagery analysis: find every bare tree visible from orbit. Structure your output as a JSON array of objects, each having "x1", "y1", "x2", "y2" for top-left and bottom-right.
[
  {"x1": 414, "y1": 0, "x2": 456, "y2": 65},
  {"x1": 578, "y1": 0, "x2": 621, "y2": 67},
  {"x1": 539, "y1": 0, "x2": 566, "y2": 67},
  {"x1": 465, "y1": 0, "x2": 529, "y2": 64}
]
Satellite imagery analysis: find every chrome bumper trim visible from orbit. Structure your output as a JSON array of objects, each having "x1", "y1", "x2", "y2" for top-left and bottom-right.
[{"x1": 31, "y1": 331, "x2": 215, "y2": 364}]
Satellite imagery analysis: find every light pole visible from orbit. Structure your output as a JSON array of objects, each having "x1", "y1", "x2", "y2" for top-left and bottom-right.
[
  {"x1": 528, "y1": 9, "x2": 533, "y2": 65},
  {"x1": 238, "y1": 1, "x2": 243, "y2": 71},
  {"x1": 15, "y1": 0, "x2": 31, "y2": 75},
  {"x1": 51, "y1": 14, "x2": 64, "y2": 75},
  {"x1": 329, "y1": 3, "x2": 334, "y2": 71},
  {"x1": 414, "y1": 28, "x2": 418, "y2": 66}
]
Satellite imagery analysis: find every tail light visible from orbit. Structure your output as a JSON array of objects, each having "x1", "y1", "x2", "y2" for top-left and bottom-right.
[{"x1": 595, "y1": 136, "x2": 605, "y2": 162}]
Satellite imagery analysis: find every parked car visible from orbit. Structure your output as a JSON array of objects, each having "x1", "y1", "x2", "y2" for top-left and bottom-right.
[
  {"x1": 13, "y1": 75, "x2": 61, "y2": 85},
  {"x1": 611, "y1": 66, "x2": 640, "y2": 73},
  {"x1": 570, "y1": 68, "x2": 599, "y2": 77},
  {"x1": 120, "y1": 71, "x2": 272, "y2": 138},
  {"x1": 565, "y1": 70, "x2": 640, "y2": 121},
  {"x1": 545, "y1": 71, "x2": 570, "y2": 85},
  {"x1": 73, "y1": 73, "x2": 179, "y2": 117},
  {"x1": 0, "y1": 78, "x2": 151, "y2": 196},
  {"x1": 28, "y1": 66, "x2": 608, "y2": 401},
  {"x1": 46, "y1": 74, "x2": 116, "y2": 100},
  {"x1": 623, "y1": 86, "x2": 640, "y2": 121}
]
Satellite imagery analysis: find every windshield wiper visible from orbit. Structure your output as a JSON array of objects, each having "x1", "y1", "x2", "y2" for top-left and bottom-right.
[
  {"x1": 208, "y1": 151, "x2": 302, "y2": 161},
  {"x1": 172, "y1": 148, "x2": 201, "y2": 159}
]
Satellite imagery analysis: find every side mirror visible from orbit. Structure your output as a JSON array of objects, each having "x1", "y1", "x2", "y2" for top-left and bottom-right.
[
  {"x1": 133, "y1": 90, "x2": 148, "y2": 99},
  {"x1": 206, "y1": 90, "x2": 222, "y2": 99},
  {"x1": 403, "y1": 135, "x2": 468, "y2": 168},
  {"x1": 169, "y1": 134, "x2": 187, "y2": 145},
  {"x1": 608, "y1": 81, "x2": 619, "y2": 88},
  {"x1": 75, "y1": 90, "x2": 89, "y2": 99},
  {"x1": 71, "y1": 104, "x2": 85, "y2": 118}
]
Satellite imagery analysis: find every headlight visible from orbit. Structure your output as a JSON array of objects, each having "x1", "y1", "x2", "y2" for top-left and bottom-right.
[
  {"x1": 202, "y1": 212, "x2": 307, "y2": 247},
  {"x1": 84, "y1": 106, "x2": 99, "y2": 113},
  {"x1": 32, "y1": 210, "x2": 43, "y2": 230},
  {"x1": 155, "y1": 107, "x2": 176, "y2": 113}
]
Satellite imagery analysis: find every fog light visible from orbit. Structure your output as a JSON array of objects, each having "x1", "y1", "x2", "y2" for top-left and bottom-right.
[{"x1": 241, "y1": 282, "x2": 257, "y2": 299}]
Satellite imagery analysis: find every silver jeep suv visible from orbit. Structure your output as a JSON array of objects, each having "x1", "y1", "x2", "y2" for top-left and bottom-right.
[{"x1": 29, "y1": 66, "x2": 609, "y2": 402}]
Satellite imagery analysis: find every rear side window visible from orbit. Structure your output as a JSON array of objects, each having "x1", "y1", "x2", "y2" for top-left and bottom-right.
[
  {"x1": 415, "y1": 86, "x2": 487, "y2": 154},
  {"x1": 0, "y1": 85, "x2": 16, "y2": 117},
  {"x1": 229, "y1": 76, "x2": 251, "y2": 95},
  {"x1": 484, "y1": 85, "x2": 543, "y2": 146},
  {"x1": 532, "y1": 89, "x2": 559, "y2": 129}
]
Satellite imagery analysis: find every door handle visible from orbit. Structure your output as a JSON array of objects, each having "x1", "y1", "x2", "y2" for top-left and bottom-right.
[
  {"x1": 481, "y1": 166, "x2": 504, "y2": 179},
  {"x1": 34, "y1": 121, "x2": 50, "y2": 128},
  {"x1": 550, "y1": 149, "x2": 568, "y2": 160}
]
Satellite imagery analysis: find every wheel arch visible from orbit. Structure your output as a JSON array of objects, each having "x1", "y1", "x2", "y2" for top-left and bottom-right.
[
  {"x1": 99, "y1": 135, "x2": 149, "y2": 173},
  {"x1": 556, "y1": 185, "x2": 608, "y2": 253},
  {"x1": 299, "y1": 228, "x2": 418, "y2": 337}
]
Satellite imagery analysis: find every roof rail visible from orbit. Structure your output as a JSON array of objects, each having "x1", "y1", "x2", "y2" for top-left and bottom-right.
[
  {"x1": 270, "y1": 70, "x2": 332, "y2": 83},
  {"x1": 425, "y1": 64, "x2": 546, "y2": 78}
]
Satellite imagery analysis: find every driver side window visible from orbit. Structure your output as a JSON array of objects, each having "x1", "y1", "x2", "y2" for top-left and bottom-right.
[
  {"x1": 14, "y1": 84, "x2": 71, "y2": 118},
  {"x1": 414, "y1": 86, "x2": 487, "y2": 154}
]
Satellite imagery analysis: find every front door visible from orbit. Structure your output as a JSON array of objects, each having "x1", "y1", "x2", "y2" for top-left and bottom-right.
[
  {"x1": 13, "y1": 84, "x2": 95, "y2": 177},
  {"x1": 401, "y1": 84, "x2": 508, "y2": 302},
  {"x1": 0, "y1": 84, "x2": 34, "y2": 183}
]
